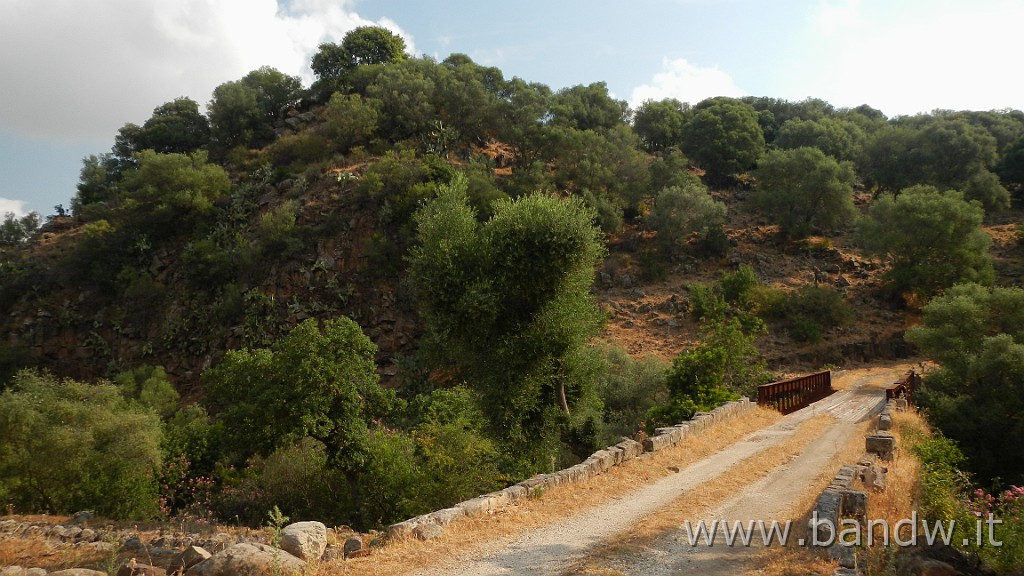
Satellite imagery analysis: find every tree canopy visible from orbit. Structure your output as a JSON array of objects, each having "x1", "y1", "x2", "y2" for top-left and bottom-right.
[
  {"x1": 857, "y1": 185, "x2": 993, "y2": 299},
  {"x1": 907, "y1": 283, "x2": 1024, "y2": 486},
  {"x1": 753, "y1": 146, "x2": 858, "y2": 238},
  {"x1": 680, "y1": 97, "x2": 765, "y2": 184},
  {"x1": 408, "y1": 175, "x2": 605, "y2": 470}
]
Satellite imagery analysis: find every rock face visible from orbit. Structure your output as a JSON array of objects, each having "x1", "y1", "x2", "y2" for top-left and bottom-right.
[
  {"x1": 279, "y1": 521, "x2": 327, "y2": 560},
  {"x1": 185, "y1": 543, "x2": 305, "y2": 576}
]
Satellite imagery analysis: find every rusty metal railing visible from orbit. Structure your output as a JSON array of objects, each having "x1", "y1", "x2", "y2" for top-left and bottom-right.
[
  {"x1": 885, "y1": 370, "x2": 919, "y2": 404},
  {"x1": 757, "y1": 370, "x2": 833, "y2": 414}
]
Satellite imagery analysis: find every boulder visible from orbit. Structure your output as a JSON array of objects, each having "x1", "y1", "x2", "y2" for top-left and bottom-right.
[
  {"x1": 185, "y1": 543, "x2": 305, "y2": 576},
  {"x1": 167, "y1": 546, "x2": 212, "y2": 573},
  {"x1": 279, "y1": 521, "x2": 327, "y2": 561},
  {"x1": 343, "y1": 537, "x2": 363, "y2": 558},
  {"x1": 50, "y1": 571, "x2": 108, "y2": 576},
  {"x1": 413, "y1": 523, "x2": 443, "y2": 541},
  {"x1": 866, "y1": 432, "x2": 896, "y2": 460}
]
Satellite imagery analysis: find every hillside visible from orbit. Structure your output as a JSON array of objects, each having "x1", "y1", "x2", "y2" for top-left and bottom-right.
[{"x1": 2, "y1": 29, "x2": 1024, "y2": 550}]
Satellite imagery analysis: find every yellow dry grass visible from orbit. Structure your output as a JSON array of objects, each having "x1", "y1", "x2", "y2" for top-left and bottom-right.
[{"x1": 316, "y1": 407, "x2": 781, "y2": 576}]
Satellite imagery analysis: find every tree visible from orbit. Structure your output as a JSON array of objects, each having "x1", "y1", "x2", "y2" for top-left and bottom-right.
[
  {"x1": 311, "y1": 26, "x2": 407, "y2": 95},
  {"x1": 649, "y1": 317, "x2": 767, "y2": 425},
  {"x1": 649, "y1": 179, "x2": 727, "y2": 257},
  {"x1": 774, "y1": 117, "x2": 865, "y2": 163},
  {"x1": 0, "y1": 370, "x2": 163, "y2": 518},
  {"x1": 207, "y1": 80, "x2": 268, "y2": 151},
  {"x1": 906, "y1": 284, "x2": 1024, "y2": 485},
  {"x1": 239, "y1": 66, "x2": 304, "y2": 121},
  {"x1": 857, "y1": 186, "x2": 993, "y2": 299},
  {"x1": 365, "y1": 59, "x2": 437, "y2": 142},
  {"x1": 0, "y1": 212, "x2": 40, "y2": 246},
  {"x1": 136, "y1": 97, "x2": 210, "y2": 155},
  {"x1": 118, "y1": 150, "x2": 231, "y2": 237},
  {"x1": 203, "y1": 317, "x2": 398, "y2": 468},
  {"x1": 680, "y1": 97, "x2": 765, "y2": 184},
  {"x1": 752, "y1": 147, "x2": 858, "y2": 238},
  {"x1": 548, "y1": 82, "x2": 628, "y2": 132},
  {"x1": 408, "y1": 175, "x2": 605, "y2": 470},
  {"x1": 997, "y1": 135, "x2": 1024, "y2": 190},
  {"x1": 633, "y1": 98, "x2": 689, "y2": 152}
]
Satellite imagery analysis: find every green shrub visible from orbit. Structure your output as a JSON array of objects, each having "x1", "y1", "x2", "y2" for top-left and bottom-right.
[
  {"x1": 591, "y1": 344, "x2": 670, "y2": 442},
  {"x1": 0, "y1": 370, "x2": 163, "y2": 519},
  {"x1": 719, "y1": 264, "x2": 760, "y2": 308},
  {"x1": 687, "y1": 282, "x2": 728, "y2": 322},
  {"x1": 213, "y1": 436, "x2": 350, "y2": 526}
]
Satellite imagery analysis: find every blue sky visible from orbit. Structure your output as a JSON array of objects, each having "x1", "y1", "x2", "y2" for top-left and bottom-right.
[{"x1": 2, "y1": 0, "x2": 1022, "y2": 217}]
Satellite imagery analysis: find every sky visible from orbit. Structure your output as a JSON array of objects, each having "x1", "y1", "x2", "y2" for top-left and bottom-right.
[{"x1": 2, "y1": 0, "x2": 1022, "y2": 217}]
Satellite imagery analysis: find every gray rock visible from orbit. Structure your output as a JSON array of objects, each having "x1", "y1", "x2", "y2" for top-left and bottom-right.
[
  {"x1": 71, "y1": 511, "x2": 94, "y2": 525},
  {"x1": 343, "y1": 537, "x2": 363, "y2": 557},
  {"x1": 413, "y1": 523, "x2": 443, "y2": 541},
  {"x1": 866, "y1": 432, "x2": 896, "y2": 460},
  {"x1": 279, "y1": 521, "x2": 327, "y2": 560},
  {"x1": 50, "y1": 570, "x2": 108, "y2": 576},
  {"x1": 185, "y1": 543, "x2": 305, "y2": 576},
  {"x1": 321, "y1": 544, "x2": 345, "y2": 562},
  {"x1": 167, "y1": 546, "x2": 212, "y2": 573}
]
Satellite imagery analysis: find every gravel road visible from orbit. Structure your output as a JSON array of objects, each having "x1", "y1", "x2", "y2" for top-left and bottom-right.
[{"x1": 413, "y1": 365, "x2": 903, "y2": 576}]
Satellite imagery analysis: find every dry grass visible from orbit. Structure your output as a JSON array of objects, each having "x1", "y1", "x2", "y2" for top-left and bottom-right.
[
  {"x1": 0, "y1": 538, "x2": 109, "y2": 573},
  {"x1": 316, "y1": 407, "x2": 781, "y2": 575}
]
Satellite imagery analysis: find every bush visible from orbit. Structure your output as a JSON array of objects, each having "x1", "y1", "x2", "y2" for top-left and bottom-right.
[
  {"x1": 591, "y1": 345, "x2": 670, "y2": 442},
  {"x1": 0, "y1": 370, "x2": 163, "y2": 519},
  {"x1": 719, "y1": 264, "x2": 760, "y2": 308},
  {"x1": 649, "y1": 318, "x2": 766, "y2": 426},
  {"x1": 650, "y1": 182, "x2": 727, "y2": 258},
  {"x1": 753, "y1": 284, "x2": 852, "y2": 343},
  {"x1": 213, "y1": 437, "x2": 350, "y2": 526}
]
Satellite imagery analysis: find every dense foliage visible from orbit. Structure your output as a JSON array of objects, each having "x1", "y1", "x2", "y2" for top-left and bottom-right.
[
  {"x1": 858, "y1": 186, "x2": 993, "y2": 299},
  {"x1": 1, "y1": 24, "x2": 1023, "y2": 536}
]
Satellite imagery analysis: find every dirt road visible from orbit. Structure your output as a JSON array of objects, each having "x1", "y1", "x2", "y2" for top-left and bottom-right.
[{"x1": 413, "y1": 364, "x2": 906, "y2": 576}]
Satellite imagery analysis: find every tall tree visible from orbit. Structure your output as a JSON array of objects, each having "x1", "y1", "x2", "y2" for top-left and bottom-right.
[
  {"x1": 752, "y1": 147, "x2": 858, "y2": 238},
  {"x1": 311, "y1": 26, "x2": 407, "y2": 96},
  {"x1": 549, "y1": 82, "x2": 628, "y2": 132},
  {"x1": 680, "y1": 97, "x2": 765, "y2": 184},
  {"x1": 906, "y1": 283, "x2": 1024, "y2": 485},
  {"x1": 857, "y1": 185, "x2": 993, "y2": 299},
  {"x1": 632, "y1": 98, "x2": 690, "y2": 152},
  {"x1": 408, "y1": 175, "x2": 605, "y2": 471}
]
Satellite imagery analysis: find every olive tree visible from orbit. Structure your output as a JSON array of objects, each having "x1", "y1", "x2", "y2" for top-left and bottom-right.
[
  {"x1": 752, "y1": 146, "x2": 858, "y2": 238},
  {"x1": 408, "y1": 174, "x2": 605, "y2": 471},
  {"x1": 857, "y1": 185, "x2": 993, "y2": 299}
]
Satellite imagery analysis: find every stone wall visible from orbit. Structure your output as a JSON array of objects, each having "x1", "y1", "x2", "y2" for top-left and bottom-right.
[{"x1": 387, "y1": 397, "x2": 756, "y2": 540}]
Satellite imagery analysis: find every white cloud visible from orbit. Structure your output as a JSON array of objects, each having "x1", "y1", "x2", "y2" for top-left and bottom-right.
[
  {"x1": 0, "y1": 0, "x2": 413, "y2": 143},
  {"x1": 811, "y1": 1, "x2": 1024, "y2": 116},
  {"x1": 629, "y1": 58, "x2": 745, "y2": 109},
  {"x1": 0, "y1": 197, "x2": 28, "y2": 217},
  {"x1": 816, "y1": 0, "x2": 862, "y2": 35}
]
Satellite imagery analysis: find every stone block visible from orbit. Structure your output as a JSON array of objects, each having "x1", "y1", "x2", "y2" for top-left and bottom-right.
[
  {"x1": 878, "y1": 413, "x2": 893, "y2": 431},
  {"x1": 866, "y1": 432, "x2": 896, "y2": 460}
]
